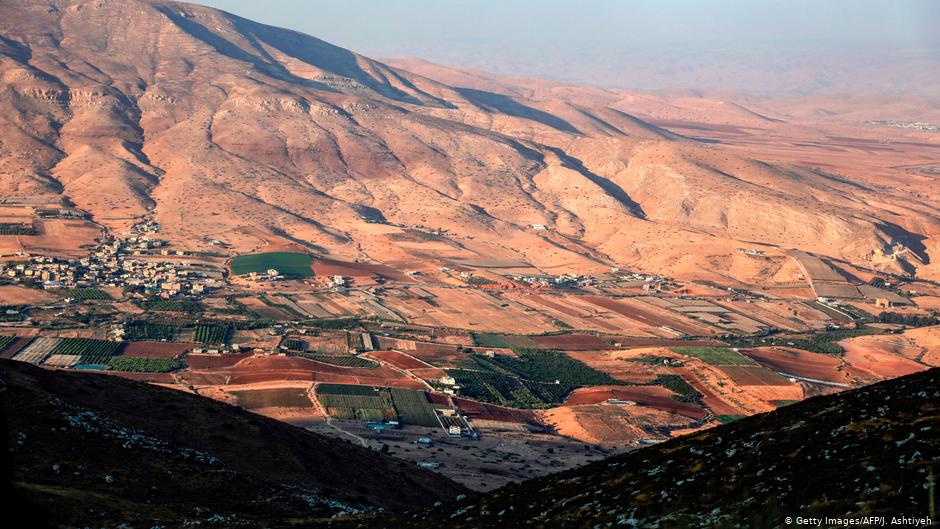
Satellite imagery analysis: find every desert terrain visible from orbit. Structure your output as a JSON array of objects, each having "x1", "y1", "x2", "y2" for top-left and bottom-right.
[{"x1": 0, "y1": 0, "x2": 939, "y2": 496}]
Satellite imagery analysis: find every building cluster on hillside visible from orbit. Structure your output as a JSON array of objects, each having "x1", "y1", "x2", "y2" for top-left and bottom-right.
[
  {"x1": 511, "y1": 273, "x2": 596, "y2": 288},
  {"x1": 866, "y1": 120, "x2": 939, "y2": 133},
  {"x1": 1, "y1": 220, "x2": 223, "y2": 298}
]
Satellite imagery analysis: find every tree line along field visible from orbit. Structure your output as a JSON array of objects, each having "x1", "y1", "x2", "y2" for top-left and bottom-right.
[
  {"x1": 230, "y1": 252, "x2": 314, "y2": 277},
  {"x1": 316, "y1": 384, "x2": 440, "y2": 426}
]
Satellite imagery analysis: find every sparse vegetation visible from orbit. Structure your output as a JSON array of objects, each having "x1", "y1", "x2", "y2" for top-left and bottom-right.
[{"x1": 671, "y1": 346, "x2": 757, "y2": 366}]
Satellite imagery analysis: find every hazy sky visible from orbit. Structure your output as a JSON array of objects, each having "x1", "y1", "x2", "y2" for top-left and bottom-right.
[{"x1": 195, "y1": 1, "x2": 940, "y2": 94}]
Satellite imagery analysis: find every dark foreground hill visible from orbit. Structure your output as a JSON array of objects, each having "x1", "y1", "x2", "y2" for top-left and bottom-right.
[
  {"x1": 341, "y1": 368, "x2": 940, "y2": 529},
  {"x1": 0, "y1": 359, "x2": 466, "y2": 528}
]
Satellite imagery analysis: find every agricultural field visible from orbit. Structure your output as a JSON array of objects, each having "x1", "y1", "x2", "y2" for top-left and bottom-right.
[
  {"x1": 12, "y1": 337, "x2": 59, "y2": 365},
  {"x1": 480, "y1": 348, "x2": 622, "y2": 387},
  {"x1": 231, "y1": 387, "x2": 313, "y2": 409},
  {"x1": 121, "y1": 341, "x2": 192, "y2": 359},
  {"x1": 388, "y1": 387, "x2": 440, "y2": 427},
  {"x1": 671, "y1": 346, "x2": 757, "y2": 366},
  {"x1": 124, "y1": 321, "x2": 177, "y2": 341},
  {"x1": 295, "y1": 353, "x2": 378, "y2": 368},
  {"x1": 447, "y1": 369, "x2": 566, "y2": 409},
  {"x1": 50, "y1": 338, "x2": 123, "y2": 365},
  {"x1": 139, "y1": 299, "x2": 201, "y2": 313},
  {"x1": 0, "y1": 335, "x2": 17, "y2": 351},
  {"x1": 106, "y1": 356, "x2": 182, "y2": 373},
  {"x1": 194, "y1": 324, "x2": 232, "y2": 345},
  {"x1": 66, "y1": 288, "x2": 110, "y2": 301},
  {"x1": 531, "y1": 333, "x2": 613, "y2": 350},
  {"x1": 282, "y1": 339, "x2": 308, "y2": 351},
  {"x1": 316, "y1": 384, "x2": 396, "y2": 422},
  {"x1": 230, "y1": 252, "x2": 314, "y2": 277}
]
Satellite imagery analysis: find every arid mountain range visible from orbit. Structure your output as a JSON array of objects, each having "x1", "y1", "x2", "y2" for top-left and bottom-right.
[{"x1": 2, "y1": 0, "x2": 940, "y2": 287}]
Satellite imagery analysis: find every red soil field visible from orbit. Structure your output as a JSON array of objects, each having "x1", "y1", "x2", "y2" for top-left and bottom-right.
[
  {"x1": 742, "y1": 347, "x2": 850, "y2": 384},
  {"x1": 184, "y1": 353, "x2": 251, "y2": 369},
  {"x1": 563, "y1": 386, "x2": 707, "y2": 420},
  {"x1": 452, "y1": 397, "x2": 544, "y2": 426},
  {"x1": 717, "y1": 366, "x2": 793, "y2": 386},
  {"x1": 675, "y1": 367, "x2": 743, "y2": 416},
  {"x1": 122, "y1": 341, "x2": 194, "y2": 359},
  {"x1": 312, "y1": 257, "x2": 404, "y2": 280},
  {"x1": 368, "y1": 350, "x2": 434, "y2": 370},
  {"x1": 427, "y1": 392, "x2": 453, "y2": 406},
  {"x1": 532, "y1": 334, "x2": 612, "y2": 350}
]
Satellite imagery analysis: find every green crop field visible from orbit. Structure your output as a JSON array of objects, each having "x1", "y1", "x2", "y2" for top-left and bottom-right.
[
  {"x1": 139, "y1": 299, "x2": 201, "y2": 313},
  {"x1": 316, "y1": 384, "x2": 396, "y2": 421},
  {"x1": 51, "y1": 338, "x2": 123, "y2": 365},
  {"x1": 389, "y1": 388, "x2": 440, "y2": 427},
  {"x1": 66, "y1": 288, "x2": 111, "y2": 301},
  {"x1": 448, "y1": 369, "x2": 565, "y2": 409},
  {"x1": 671, "y1": 346, "x2": 758, "y2": 366},
  {"x1": 484, "y1": 348, "x2": 622, "y2": 386},
  {"x1": 194, "y1": 324, "x2": 231, "y2": 345},
  {"x1": 106, "y1": 356, "x2": 182, "y2": 373},
  {"x1": 230, "y1": 252, "x2": 314, "y2": 277},
  {"x1": 124, "y1": 321, "x2": 177, "y2": 341},
  {"x1": 0, "y1": 335, "x2": 17, "y2": 351},
  {"x1": 297, "y1": 353, "x2": 377, "y2": 368}
]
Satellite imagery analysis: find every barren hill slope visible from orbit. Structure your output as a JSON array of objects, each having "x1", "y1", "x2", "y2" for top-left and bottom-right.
[
  {"x1": 347, "y1": 368, "x2": 940, "y2": 529},
  {"x1": 1, "y1": 0, "x2": 938, "y2": 280},
  {"x1": 0, "y1": 359, "x2": 466, "y2": 528}
]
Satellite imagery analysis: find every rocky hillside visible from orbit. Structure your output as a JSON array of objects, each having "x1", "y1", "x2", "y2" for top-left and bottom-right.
[
  {"x1": 0, "y1": 359, "x2": 466, "y2": 528},
  {"x1": 0, "y1": 0, "x2": 937, "y2": 280},
  {"x1": 343, "y1": 368, "x2": 940, "y2": 528}
]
